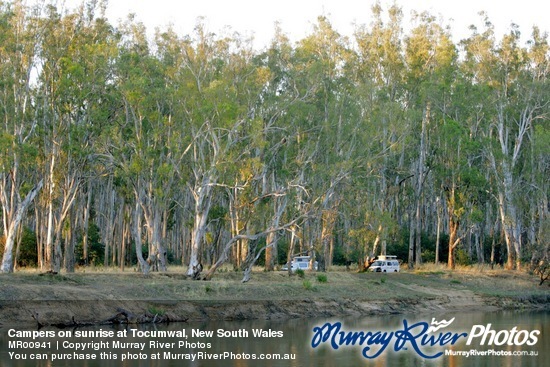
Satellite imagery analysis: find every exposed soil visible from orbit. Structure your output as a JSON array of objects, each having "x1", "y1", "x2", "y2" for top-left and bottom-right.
[{"x1": 0, "y1": 268, "x2": 548, "y2": 327}]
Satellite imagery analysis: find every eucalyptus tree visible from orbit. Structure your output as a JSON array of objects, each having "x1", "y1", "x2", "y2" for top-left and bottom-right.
[
  {"x1": 105, "y1": 17, "x2": 187, "y2": 273},
  {"x1": 178, "y1": 22, "x2": 316, "y2": 278},
  {"x1": 175, "y1": 23, "x2": 281, "y2": 276},
  {"x1": 434, "y1": 117, "x2": 486, "y2": 268},
  {"x1": 251, "y1": 27, "x2": 294, "y2": 271},
  {"x1": 352, "y1": 2, "x2": 407, "y2": 261},
  {"x1": 32, "y1": 2, "x2": 116, "y2": 272},
  {"x1": 290, "y1": 16, "x2": 357, "y2": 271},
  {"x1": 246, "y1": 25, "x2": 316, "y2": 271},
  {"x1": 524, "y1": 27, "x2": 549, "y2": 266},
  {"x1": 402, "y1": 11, "x2": 457, "y2": 267},
  {"x1": 219, "y1": 25, "x2": 317, "y2": 273},
  {"x1": 0, "y1": 1, "x2": 44, "y2": 273},
  {"x1": 461, "y1": 19, "x2": 549, "y2": 269},
  {"x1": 406, "y1": 13, "x2": 492, "y2": 268}
]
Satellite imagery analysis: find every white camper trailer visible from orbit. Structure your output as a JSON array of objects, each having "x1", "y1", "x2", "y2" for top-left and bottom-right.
[{"x1": 282, "y1": 256, "x2": 318, "y2": 271}]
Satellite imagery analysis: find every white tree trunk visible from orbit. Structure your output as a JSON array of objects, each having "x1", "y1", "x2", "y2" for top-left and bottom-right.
[
  {"x1": 132, "y1": 201, "x2": 149, "y2": 274},
  {"x1": 1, "y1": 180, "x2": 44, "y2": 273},
  {"x1": 187, "y1": 175, "x2": 214, "y2": 276}
]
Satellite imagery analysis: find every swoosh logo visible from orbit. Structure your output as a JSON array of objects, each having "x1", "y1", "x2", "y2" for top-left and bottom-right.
[{"x1": 427, "y1": 318, "x2": 456, "y2": 333}]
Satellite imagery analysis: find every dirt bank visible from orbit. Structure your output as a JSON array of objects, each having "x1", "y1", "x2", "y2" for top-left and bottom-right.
[{"x1": 0, "y1": 267, "x2": 548, "y2": 326}]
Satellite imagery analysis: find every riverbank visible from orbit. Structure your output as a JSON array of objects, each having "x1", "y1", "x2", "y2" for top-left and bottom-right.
[{"x1": 0, "y1": 266, "x2": 548, "y2": 326}]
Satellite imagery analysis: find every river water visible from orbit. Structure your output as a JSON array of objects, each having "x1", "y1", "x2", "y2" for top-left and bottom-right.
[{"x1": 1, "y1": 310, "x2": 548, "y2": 366}]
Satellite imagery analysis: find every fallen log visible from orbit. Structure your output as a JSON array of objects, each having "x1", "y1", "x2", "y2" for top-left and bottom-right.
[
  {"x1": 33, "y1": 313, "x2": 94, "y2": 329},
  {"x1": 104, "y1": 307, "x2": 189, "y2": 324}
]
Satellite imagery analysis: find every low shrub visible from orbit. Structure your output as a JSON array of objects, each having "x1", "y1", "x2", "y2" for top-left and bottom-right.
[{"x1": 317, "y1": 274, "x2": 328, "y2": 283}]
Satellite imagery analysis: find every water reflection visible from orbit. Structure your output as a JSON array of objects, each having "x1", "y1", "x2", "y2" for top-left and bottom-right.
[{"x1": 0, "y1": 310, "x2": 547, "y2": 367}]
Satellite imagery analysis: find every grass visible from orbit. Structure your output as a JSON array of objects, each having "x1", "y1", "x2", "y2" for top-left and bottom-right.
[
  {"x1": 1, "y1": 264, "x2": 547, "y2": 303},
  {"x1": 147, "y1": 306, "x2": 166, "y2": 316},
  {"x1": 411, "y1": 263, "x2": 448, "y2": 275},
  {"x1": 302, "y1": 279, "x2": 314, "y2": 290}
]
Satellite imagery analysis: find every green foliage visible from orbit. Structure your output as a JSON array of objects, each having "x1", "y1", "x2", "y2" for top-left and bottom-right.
[
  {"x1": 16, "y1": 227, "x2": 38, "y2": 267},
  {"x1": 302, "y1": 279, "x2": 313, "y2": 290},
  {"x1": 165, "y1": 248, "x2": 177, "y2": 265},
  {"x1": 391, "y1": 229, "x2": 413, "y2": 261},
  {"x1": 0, "y1": 2, "x2": 547, "y2": 274},
  {"x1": 208, "y1": 205, "x2": 227, "y2": 222},
  {"x1": 332, "y1": 245, "x2": 348, "y2": 266},
  {"x1": 295, "y1": 269, "x2": 305, "y2": 278},
  {"x1": 147, "y1": 306, "x2": 166, "y2": 316},
  {"x1": 276, "y1": 239, "x2": 290, "y2": 266},
  {"x1": 533, "y1": 125, "x2": 550, "y2": 155},
  {"x1": 317, "y1": 274, "x2": 328, "y2": 283},
  {"x1": 76, "y1": 223, "x2": 104, "y2": 266},
  {"x1": 455, "y1": 249, "x2": 473, "y2": 266},
  {"x1": 422, "y1": 249, "x2": 436, "y2": 263}
]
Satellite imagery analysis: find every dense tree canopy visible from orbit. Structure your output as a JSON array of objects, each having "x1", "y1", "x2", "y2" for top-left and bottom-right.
[{"x1": 1, "y1": 0, "x2": 548, "y2": 278}]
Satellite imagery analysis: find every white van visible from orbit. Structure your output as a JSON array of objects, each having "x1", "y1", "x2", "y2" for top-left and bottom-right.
[
  {"x1": 282, "y1": 256, "x2": 318, "y2": 271},
  {"x1": 369, "y1": 255, "x2": 400, "y2": 272}
]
